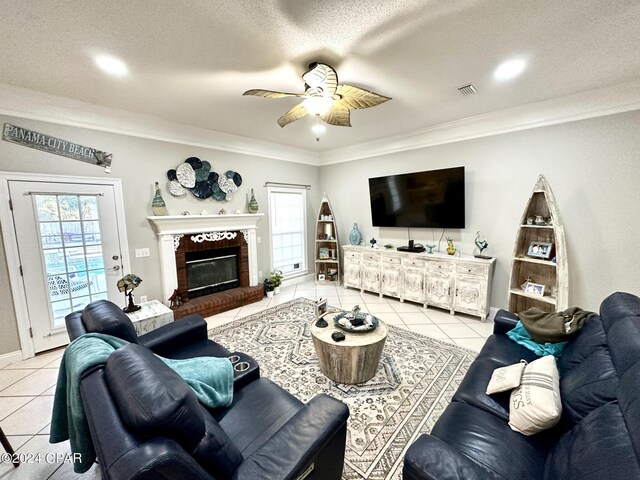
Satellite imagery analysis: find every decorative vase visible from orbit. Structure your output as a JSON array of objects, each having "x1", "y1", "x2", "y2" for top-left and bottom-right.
[
  {"x1": 266, "y1": 290, "x2": 274, "y2": 298},
  {"x1": 446, "y1": 236, "x2": 457, "y2": 255},
  {"x1": 274, "y1": 286, "x2": 280, "y2": 295},
  {"x1": 349, "y1": 223, "x2": 362, "y2": 246},
  {"x1": 151, "y1": 182, "x2": 169, "y2": 216},
  {"x1": 248, "y1": 188, "x2": 259, "y2": 213}
]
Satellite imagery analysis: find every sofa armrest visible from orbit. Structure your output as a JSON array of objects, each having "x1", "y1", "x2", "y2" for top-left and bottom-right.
[
  {"x1": 493, "y1": 309, "x2": 519, "y2": 335},
  {"x1": 233, "y1": 394, "x2": 349, "y2": 480},
  {"x1": 139, "y1": 314, "x2": 208, "y2": 355},
  {"x1": 404, "y1": 434, "x2": 501, "y2": 480},
  {"x1": 65, "y1": 311, "x2": 87, "y2": 341},
  {"x1": 105, "y1": 439, "x2": 213, "y2": 480}
]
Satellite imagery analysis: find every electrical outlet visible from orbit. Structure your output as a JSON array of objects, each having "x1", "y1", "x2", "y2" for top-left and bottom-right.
[
  {"x1": 139, "y1": 295, "x2": 148, "y2": 303},
  {"x1": 135, "y1": 248, "x2": 150, "y2": 258},
  {"x1": 257, "y1": 236, "x2": 262, "y2": 244},
  {"x1": 258, "y1": 270, "x2": 263, "y2": 278}
]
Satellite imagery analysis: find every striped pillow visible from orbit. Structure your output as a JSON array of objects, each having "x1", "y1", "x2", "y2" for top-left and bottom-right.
[{"x1": 508, "y1": 355, "x2": 562, "y2": 435}]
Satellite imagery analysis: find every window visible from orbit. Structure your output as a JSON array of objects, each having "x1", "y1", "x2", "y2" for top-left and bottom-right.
[{"x1": 267, "y1": 186, "x2": 307, "y2": 276}]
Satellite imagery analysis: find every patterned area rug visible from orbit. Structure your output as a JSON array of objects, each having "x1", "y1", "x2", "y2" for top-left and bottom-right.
[{"x1": 208, "y1": 298, "x2": 477, "y2": 480}]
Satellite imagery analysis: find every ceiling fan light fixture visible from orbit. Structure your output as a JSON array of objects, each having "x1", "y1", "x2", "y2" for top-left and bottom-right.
[
  {"x1": 302, "y1": 96, "x2": 334, "y2": 116},
  {"x1": 312, "y1": 118, "x2": 326, "y2": 141}
]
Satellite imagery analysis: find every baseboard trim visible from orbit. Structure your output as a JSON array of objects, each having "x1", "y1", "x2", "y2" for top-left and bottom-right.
[{"x1": 0, "y1": 350, "x2": 23, "y2": 368}]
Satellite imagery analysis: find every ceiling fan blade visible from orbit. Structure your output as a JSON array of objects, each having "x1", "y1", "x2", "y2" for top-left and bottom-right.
[
  {"x1": 302, "y1": 63, "x2": 338, "y2": 96},
  {"x1": 243, "y1": 89, "x2": 302, "y2": 99},
  {"x1": 320, "y1": 105, "x2": 351, "y2": 127},
  {"x1": 335, "y1": 85, "x2": 391, "y2": 109},
  {"x1": 277, "y1": 102, "x2": 308, "y2": 127}
]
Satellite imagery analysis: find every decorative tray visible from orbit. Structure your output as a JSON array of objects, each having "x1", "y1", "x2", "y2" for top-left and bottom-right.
[{"x1": 334, "y1": 311, "x2": 379, "y2": 333}]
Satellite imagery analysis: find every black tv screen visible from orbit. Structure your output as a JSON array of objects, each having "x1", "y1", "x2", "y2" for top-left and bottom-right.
[{"x1": 368, "y1": 167, "x2": 465, "y2": 228}]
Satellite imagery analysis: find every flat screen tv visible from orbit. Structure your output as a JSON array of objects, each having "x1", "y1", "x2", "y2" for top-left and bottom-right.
[{"x1": 368, "y1": 166, "x2": 465, "y2": 228}]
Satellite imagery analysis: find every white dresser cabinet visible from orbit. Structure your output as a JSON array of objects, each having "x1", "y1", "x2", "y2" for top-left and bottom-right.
[{"x1": 342, "y1": 246, "x2": 496, "y2": 321}]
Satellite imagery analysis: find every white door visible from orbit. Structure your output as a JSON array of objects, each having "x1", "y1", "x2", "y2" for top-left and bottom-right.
[{"x1": 9, "y1": 181, "x2": 125, "y2": 352}]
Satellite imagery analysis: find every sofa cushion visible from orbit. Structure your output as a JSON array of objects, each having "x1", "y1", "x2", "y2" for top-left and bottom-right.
[
  {"x1": 82, "y1": 300, "x2": 139, "y2": 344},
  {"x1": 105, "y1": 344, "x2": 243, "y2": 479},
  {"x1": 544, "y1": 403, "x2": 640, "y2": 480},
  {"x1": 432, "y1": 401, "x2": 553, "y2": 480}
]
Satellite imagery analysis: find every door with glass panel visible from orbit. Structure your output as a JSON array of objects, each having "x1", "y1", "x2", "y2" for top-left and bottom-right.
[{"x1": 9, "y1": 181, "x2": 124, "y2": 352}]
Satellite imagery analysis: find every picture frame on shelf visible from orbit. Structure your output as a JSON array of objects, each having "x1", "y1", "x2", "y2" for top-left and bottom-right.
[
  {"x1": 524, "y1": 281, "x2": 545, "y2": 296},
  {"x1": 318, "y1": 274, "x2": 326, "y2": 281},
  {"x1": 527, "y1": 241, "x2": 552, "y2": 259},
  {"x1": 319, "y1": 247, "x2": 330, "y2": 259}
]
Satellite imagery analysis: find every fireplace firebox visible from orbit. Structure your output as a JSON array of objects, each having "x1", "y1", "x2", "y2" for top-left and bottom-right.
[{"x1": 185, "y1": 247, "x2": 240, "y2": 298}]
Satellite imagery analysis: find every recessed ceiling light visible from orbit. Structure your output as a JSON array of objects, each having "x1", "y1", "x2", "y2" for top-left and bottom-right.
[
  {"x1": 494, "y1": 59, "x2": 526, "y2": 81},
  {"x1": 95, "y1": 55, "x2": 128, "y2": 76}
]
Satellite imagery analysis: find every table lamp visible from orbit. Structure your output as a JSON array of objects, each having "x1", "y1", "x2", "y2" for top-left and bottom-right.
[{"x1": 117, "y1": 273, "x2": 143, "y2": 313}]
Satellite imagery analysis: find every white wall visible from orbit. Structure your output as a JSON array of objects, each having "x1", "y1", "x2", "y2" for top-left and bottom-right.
[
  {"x1": 0, "y1": 114, "x2": 320, "y2": 355},
  {"x1": 320, "y1": 110, "x2": 640, "y2": 311}
]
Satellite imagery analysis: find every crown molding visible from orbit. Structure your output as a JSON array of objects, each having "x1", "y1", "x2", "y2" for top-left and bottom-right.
[
  {"x1": 0, "y1": 83, "x2": 319, "y2": 165},
  {"x1": 2, "y1": 80, "x2": 639, "y2": 168},
  {"x1": 318, "y1": 79, "x2": 640, "y2": 165}
]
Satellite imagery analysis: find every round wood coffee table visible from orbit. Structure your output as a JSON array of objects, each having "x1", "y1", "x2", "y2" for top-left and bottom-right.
[{"x1": 310, "y1": 317, "x2": 388, "y2": 384}]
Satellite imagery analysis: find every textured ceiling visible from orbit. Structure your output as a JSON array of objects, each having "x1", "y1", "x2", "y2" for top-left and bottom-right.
[{"x1": 1, "y1": 0, "x2": 639, "y2": 151}]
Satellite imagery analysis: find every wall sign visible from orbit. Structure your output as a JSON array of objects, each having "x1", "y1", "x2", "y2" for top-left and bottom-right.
[{"x1": 2, "y1": 123, "x2": 112, "y2": 172}]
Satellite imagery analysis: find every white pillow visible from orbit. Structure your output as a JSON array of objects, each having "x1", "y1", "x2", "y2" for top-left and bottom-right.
[
  {"x1": 486, "y1": 361, "x2": 527, "y2": 395},
  {"x1": 508, "y1": 355, "x2": 562, "y2": 435}
]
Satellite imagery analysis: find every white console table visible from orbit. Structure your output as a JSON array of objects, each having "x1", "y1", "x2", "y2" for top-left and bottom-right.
[
  {"x1": 125, "y1": 300, "x2": 174, "y2": 335},
  {"x1": 343, "y1": 245, "x2": 496, "y2": 321}
]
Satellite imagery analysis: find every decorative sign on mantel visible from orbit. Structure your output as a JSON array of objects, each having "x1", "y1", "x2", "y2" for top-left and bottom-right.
[{"x1": 2, "y1": 123, "x2": 113, "y2": 172}]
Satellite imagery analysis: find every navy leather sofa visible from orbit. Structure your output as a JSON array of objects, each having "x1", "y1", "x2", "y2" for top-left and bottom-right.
[
  {"x1": 404, "y1": 291, "x2": 640, "y2": 480},
  {"x1": 64, "y1": 300, "x2": 350, "y2": 479}
]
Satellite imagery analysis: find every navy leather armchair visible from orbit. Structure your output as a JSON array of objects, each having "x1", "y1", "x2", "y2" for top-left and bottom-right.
[
  {"x1": 81, "y1": 342, "x2": 349, "y2": 479},
  {"x1": 404, "y1": 292, "x2": 640, "y2": 480}
]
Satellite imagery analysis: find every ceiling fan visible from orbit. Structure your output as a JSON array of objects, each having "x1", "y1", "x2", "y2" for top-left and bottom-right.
[{"x1": 243, "y1": 63, "x2": 391, "y2": 132}]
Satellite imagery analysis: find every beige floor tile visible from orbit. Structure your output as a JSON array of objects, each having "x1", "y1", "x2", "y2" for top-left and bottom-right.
[
  {"x1": 0, "y1": 435, "x2": 73, "y2": 479},
  {"x1": 0, "y1": 397, "x2": 33, "y2": 421},
  {"x1": 359, "y1": 293, "x2": 389, "y2": 304},
  {"x1": 466, "y1": 321, "x2": 496, "y2": 337},
  {"x1": 4, "y1": 435, "x2": 32, "y2": 451},
  {"x1": 390, "y1": 302, "x2": 423, "y2": 313},
  {"x1": 391, "y1": 322, "x2": 411, "y2": 331},
  {"x1": 43, "y1": 356, "x2": 63, "y2": 369},
  {"x1": 268, "y1": 293, "x2": 297, "y2": 305},
  {"x1": 437, "y1": 323, "x2": 481, "y2": 339},
  {"x1": 323, "y1": 297, "x2": 341, "y2": 308},
  {"x1": 42, "y1": 385, "x2": 58, "y2": 396},
  {"x1": 236, "y1": 305, "x2": 268, "y2": 318},
  {"x1": 375, "y1": 312, "x2": 404, "y2": 325},
  {"x1": 363, "y1": 302, "x2": 395, "y2": 313},
  {"x1": 399, "y1": 312, "x2": 433, "y2": 325},
  {"x1": 48, "y1": 460, "x2": 102, "y2": 479},
  {"x1": 0, "y1": 369, "x2": 59, "y2": 397},
  {"x1": 454, "y1": 338, "x2": 488, "y2": 352},
  {"x1": 408, "y1": 324, "x2": 449, "y2": 339},
  {"x1": 0, "y1": 370, "x2": 35, "y2": 392},
  {"x1": 316, "y1": 285, "x2": 338, "y2": 295},
  {"x1": 3, "y1": 349, "x2": 64, "y2": 370},
  {"x1": 0, "y1": 396, "x2": 55, "y2": 435},
  {"x1": 423, "y1": 308, "x2": 464, "y2": 324}
]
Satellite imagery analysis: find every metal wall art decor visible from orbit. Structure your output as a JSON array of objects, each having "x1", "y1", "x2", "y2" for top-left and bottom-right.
[
  {"x1": 166, "y1": 157, "x2": 242, "y2": 202},
  {"x1": 3, "y1": 123, "x2": 113, "y2": 172}
]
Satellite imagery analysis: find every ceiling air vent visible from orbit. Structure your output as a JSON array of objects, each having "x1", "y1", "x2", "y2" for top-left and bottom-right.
[{"x1": 457, "y1": 83, "x2": 477, "y2": 95}]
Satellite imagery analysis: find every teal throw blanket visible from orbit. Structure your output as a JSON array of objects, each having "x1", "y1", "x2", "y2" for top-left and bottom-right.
[
  {"x1": 49, "y1": 333, "x2": 233, "y2": 473},
  {"x1": 507, "y1": 321, "x2": 568, "y2": 358}
]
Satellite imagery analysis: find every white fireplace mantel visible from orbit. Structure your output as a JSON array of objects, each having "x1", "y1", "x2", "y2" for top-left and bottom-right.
[{"x1": 147, "y1": 214, "x2": 264, "y2": 304}]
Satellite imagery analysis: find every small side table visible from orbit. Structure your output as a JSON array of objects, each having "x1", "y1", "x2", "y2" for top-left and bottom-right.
[{"x1": 125, "y1": 300, "x2": 174, "y2": 335}]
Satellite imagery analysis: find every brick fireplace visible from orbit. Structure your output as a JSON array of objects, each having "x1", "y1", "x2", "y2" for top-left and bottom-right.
[{"x1": 147, "y1": 214, "x2": 264, "y2": 319}]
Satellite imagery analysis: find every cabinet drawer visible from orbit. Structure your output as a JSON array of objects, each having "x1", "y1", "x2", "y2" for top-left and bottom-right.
[
  {"x1": 363, "y1": 253, "x2": 380, "y2": 263},
  {"x1": 402, "y1": 258, "x2": 426, "y2": 268},
  {"x1": 345, "y1": 251, "x2": 361, "y2": 262},
  {"x1": 381, "y1": 255, "x2": 402, "y2": 265},
  {"x1": 457, "y1": 265, "x2": 487, "y2": 277},
  {"x1": 428, "y1": 262, "x2": 454, "y2": 274}
]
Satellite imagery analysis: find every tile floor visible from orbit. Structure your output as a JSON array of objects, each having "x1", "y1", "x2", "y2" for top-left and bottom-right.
[{"x1": 0, "y1": 282, "x2": 492, "y2": 479}]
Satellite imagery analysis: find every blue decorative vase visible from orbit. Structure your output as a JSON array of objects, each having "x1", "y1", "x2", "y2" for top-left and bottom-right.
[{"x1": 349, "y1": 223, "x2": 362, "y2": 246}]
